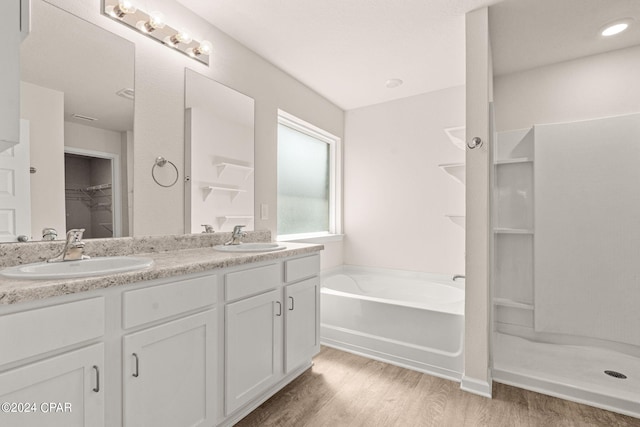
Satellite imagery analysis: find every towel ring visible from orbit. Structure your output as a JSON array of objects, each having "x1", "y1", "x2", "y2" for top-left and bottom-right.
[{"x1": 152, "y1": 156, "x2": 179, "y2": 188}]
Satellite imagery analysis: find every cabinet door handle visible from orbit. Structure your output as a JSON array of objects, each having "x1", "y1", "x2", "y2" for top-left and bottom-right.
[
  {"x1": 275, "y1": 301, "x2": 282, "y2": 317},
  {"x1": 132, "y1": 353, "x2": 139, "y2": 377},
  {"x1": 288, "y1": 296, "x2": 294, "y2": 311},
  {"x1": 92, "y1": 365, "x2": 100, "y2": 393}
]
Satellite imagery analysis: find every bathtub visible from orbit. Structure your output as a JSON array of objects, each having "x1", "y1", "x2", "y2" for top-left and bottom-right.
[{"x1": 320, "y1": 266, "x2": 464, "y2": 381}]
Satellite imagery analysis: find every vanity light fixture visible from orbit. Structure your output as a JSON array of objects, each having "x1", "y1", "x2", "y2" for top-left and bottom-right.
[{"x1": 102, "y1": 0, "x2": 211, "y2": 65}]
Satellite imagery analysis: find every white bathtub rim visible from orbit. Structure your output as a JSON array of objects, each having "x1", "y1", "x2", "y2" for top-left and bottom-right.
[
  {"x1": 321, "y1": 286, "x2": 464, "y2": 316},
  {"x1": 321, "y1": 264, "x2": 465, "y2": 291}
]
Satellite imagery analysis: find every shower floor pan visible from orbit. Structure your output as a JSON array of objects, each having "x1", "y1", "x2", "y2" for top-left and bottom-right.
[{"x1": 493, "y1": 333, "x2": 640, "y2": 419}]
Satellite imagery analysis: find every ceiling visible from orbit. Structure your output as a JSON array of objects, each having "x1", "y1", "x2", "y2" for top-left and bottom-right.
[
  {"x1": 490, "y1": 0, "x2": 640, "y2": 76},
  {"x1": 177, "y1": 0, "x2": 640, "y2": 111},
  {"x1": 177, "y1": 0, "x2": 501, "y2": 111}
]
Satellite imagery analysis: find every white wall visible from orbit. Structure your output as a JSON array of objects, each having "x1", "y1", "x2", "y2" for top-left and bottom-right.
[
  {"x1": 494, "y1": 44, "x2": 640, "y2": 131},
  {"x1": 46, "y1": 0, "x2": 345, "y2": 255},
  {"x1": 343, "y1": 86, "x2": 465, "y2": 274},
  {"x1": 21, "y1": 82, "x2": 66, "y2": 239}
]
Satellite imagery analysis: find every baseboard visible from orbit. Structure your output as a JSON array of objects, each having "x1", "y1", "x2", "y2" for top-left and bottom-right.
[{"x1": 460, "y1": 374, "x2": 493, "y2": 398}]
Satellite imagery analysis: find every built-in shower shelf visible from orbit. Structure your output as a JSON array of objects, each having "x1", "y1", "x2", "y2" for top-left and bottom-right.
[
  {"x1": 444, "y1": 126, "x2": 466, "y2": 151},
  {"x1": 445, "y1": 215, "x2": 465, "y2": 228},
  {"x1": 202, "y1": 186, "x2": 246, "y2": 201},
  {"x1": 438, "y1": 163, "x2": 465, "y2": 185},
  {"x1": 493, "y1": 298, "x2": 533, "y2": 310},
  {"x1": 494, "y1": 228, "x2": 534, "y2": 235},
  {"x1": 214, "y1": 162, "x2": 254, "y2": 180},
  {"x1": 495, "y1": 157, "x2": 533, "y2": 165},
  {"x1": 216, "y1": 215, "x2": 254, "y2": 227}
]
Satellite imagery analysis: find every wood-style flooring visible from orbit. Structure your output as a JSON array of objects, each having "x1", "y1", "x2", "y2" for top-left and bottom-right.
[{"x1": 236, "y1": 346, "x2": 640, "y2": 427}]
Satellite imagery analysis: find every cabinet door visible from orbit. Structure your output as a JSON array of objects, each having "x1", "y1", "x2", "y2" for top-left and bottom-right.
[
  {"x1": 225, "y1": 289, "x2": 282, "y2": 415},
  {"x1": 0, "y1": 343, "x2": 104, "y2": 427},
  {"x1": 285, "y1": 277, "x2": 320, "y2": 373},
  {"x1": 123, "y1": 310, "x2": 216, "y2": 427}
]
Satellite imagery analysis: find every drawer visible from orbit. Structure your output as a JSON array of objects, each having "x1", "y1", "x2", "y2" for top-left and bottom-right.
[
  {"x1": 284, "y1": 254, "x2": 320, "y2": 283},
  {"x1": 0, "y1": 297, "x2": 104, "y2": 366},
  {"x1": 123, "y1": 275, "x2": 217, "y2": 329},
  {"x1": 225, "y1": 263, "x2": 281, "y2": 301}
]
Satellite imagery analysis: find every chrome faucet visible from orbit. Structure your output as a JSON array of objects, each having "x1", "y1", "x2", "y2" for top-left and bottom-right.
[
  {"x1": 453, "y1": 274, "x2": 466, "y2": 281},
  {"x1": 42, "y1": 227, "x2": 58, "y2": 241},
  {"x1": 47, "y1": 229, "x2": 90, "y2": 263},
  {"x1": 201, "y1": 224, "x2": 215, "y2": 234},
  {"x1": 225, "y1": 225, "x2": 247, "y2": 246}
]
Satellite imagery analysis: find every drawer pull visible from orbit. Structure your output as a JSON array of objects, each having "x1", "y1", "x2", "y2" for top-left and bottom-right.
[
  {"x1": 132, "y1": 353, "x2": 140, "y2": 377},
  {"x1": 275, "y1": 301, "x2": 282, "y2": 317},
  {"x1": 288, "y1": 296, "x2": 294, "y2": 311},
  {"x1": 92, "y1": 365, "x2": 100, "y2": 393}
]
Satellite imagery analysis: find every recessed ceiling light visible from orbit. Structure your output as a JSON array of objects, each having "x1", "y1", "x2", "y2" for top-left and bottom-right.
[
  {"x1": 385, "y1": 79, "x2": 403, "y2": 89},
  {"x1": 601, "y1": 18, "x2": 633, "y2": 37}
]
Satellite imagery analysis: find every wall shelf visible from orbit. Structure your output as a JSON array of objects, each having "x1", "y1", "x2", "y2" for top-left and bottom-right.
[
  {"x1": 493, "y1": 298, "x2": 534, "y2": 310},
  {"x1": 445, "y1": 215, "x2": 465, "y2": 228},
  {"x1": 438, "y1": 163, "x2": 465, "y2": 185},
  {"x1": 214, "y1": 162, "x2": 254, "y2": 180},
  {"x1": 494, "y1": 228, "x2": 534, "y2": 235},
  {"x1": 495, "y1": 157, "x2": 533, "y2": 165},
  {"x1": 443, "y1": 126, "x2": 466, "y2": 151},
  {"x1": 202, "y1": 186, "x2": 246, "y2": 201}
]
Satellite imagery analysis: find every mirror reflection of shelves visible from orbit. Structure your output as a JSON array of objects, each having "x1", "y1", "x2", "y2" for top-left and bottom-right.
[
  {"x1": 214, "y1": 162, "x2": 254, "y2": 181},
  {"x1": 493, "y1": 127, "x2": 535, "y2": 334},
  {"x1": 65, "y1": 183, "x2": 113, "y2": 211},
  {"x1": 201, "y1": 185, "x2": 246, "y2": 201},
  {"x1": 216, "y1": 215, "x2": 254, "y2": 228}
]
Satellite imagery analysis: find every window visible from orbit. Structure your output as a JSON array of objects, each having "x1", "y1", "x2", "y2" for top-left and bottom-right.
[{"x1": 277, "y1": 110, "x2": 341, "y2": 240}]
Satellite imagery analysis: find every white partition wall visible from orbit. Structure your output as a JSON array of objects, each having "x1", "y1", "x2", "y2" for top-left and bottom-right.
[{"x1": 534, "y1": 113, "x2": 640, "y2": 346}]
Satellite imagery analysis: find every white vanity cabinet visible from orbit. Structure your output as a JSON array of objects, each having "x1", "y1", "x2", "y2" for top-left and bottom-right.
[
  {"x1": 224, "y1": 263, "x2": 282, "y2": 415},
  {"x1": 121, "y1": 275, "x2": 218, "y2": 427},
  {"x1": 0, "y1": 344, "x2": 104, "y2": 427},
  {"x1": 283, "y1": 255, "x2": 321, "y2": 374},
  {"x1": 284, "y1": 277, "x2": 320, "y2": 374},
  {"x1": 0, "y1": 297, "x2": 106, "y2": 427},
  {"x1": 0, "y1": 247, "x2": 322, "y2": 427},
  {"x1": 223, "y1": 254, "x2": 321, "y2": 423}
]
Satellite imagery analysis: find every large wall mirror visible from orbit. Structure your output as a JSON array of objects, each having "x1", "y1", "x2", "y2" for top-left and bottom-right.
[
  {"x1": 6, "y1": 0, "x2": 134, "y2": 242},
  {"x1": 184, "y1": 69, "x2": 255, "y2": 234}
]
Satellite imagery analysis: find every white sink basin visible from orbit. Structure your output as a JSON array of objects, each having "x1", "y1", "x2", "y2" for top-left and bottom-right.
[
  {"x1": 213, "y1": 243, "x2": 285, "y2": 253},
  {"x1": 0, "y1": 256, "x2": 154, "y2": 280}
]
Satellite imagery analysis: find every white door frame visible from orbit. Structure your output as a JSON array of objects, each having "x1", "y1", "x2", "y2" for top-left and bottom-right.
[{"x1": 64, "y1": 147, "x2": 122, "y2": 237}]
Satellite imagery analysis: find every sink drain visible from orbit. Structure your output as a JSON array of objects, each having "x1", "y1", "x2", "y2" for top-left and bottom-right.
[{"x1": 604, "y1": 370, "x2": 627, "y2": 379}]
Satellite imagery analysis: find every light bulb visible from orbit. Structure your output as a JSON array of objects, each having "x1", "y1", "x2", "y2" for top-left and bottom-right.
[
  {"x1": 107, "y1": 0, "x2": 137, "y2": 18},
  {"x1": 166, "y1": 30, "x2": 193, "y2": 47},
  {"x1": 136, "y1": 11, "x2": 166, "y2": 33},
  {"x1": 197, "y1": 40, "x2": 212, "y2": 55}
]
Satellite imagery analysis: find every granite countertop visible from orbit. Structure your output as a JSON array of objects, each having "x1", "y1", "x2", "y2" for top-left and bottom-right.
[{"x1": 0, "y1": 237, "x2": 322, "y2": 306}]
